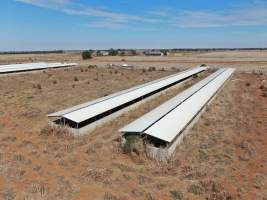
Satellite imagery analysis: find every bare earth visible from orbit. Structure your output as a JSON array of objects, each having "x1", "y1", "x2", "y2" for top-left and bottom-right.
[
  {"x1": 0, "y1": 51, "x2": 266, "y2": 200},
  {"x1": 1, "y1": 50, "x2": 267, "y2": 72}
]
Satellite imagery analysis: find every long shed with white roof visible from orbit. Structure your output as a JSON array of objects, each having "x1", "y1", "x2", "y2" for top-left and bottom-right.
[
  {"x1": 48, "y1": 66, "x2": 207, "y2": 135},
  {"x1": 119, "y1": 68, "x2": 235, "y2": 160}
]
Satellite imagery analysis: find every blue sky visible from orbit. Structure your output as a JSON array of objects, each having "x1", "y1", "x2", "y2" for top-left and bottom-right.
[{"x1": 1, "y1": 0, "x2": 267, "y2": 50}]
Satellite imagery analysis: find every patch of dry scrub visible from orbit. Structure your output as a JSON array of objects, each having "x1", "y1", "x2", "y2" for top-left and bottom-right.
[{"x1": 40, "y1": 124, "x2": 73, "y2": 139}]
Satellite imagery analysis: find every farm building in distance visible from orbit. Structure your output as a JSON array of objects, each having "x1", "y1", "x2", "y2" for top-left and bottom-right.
[{"x1": 145, "y1": 51, "x2": 164, "y2": 56}]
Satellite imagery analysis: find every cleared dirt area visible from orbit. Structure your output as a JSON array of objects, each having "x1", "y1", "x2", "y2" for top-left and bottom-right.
[{"x1": 0, "y1": 52, "x2": 266, "y2": 200}]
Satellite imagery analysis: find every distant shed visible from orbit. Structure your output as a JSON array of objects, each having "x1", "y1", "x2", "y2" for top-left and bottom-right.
[{"x1": 145, "y1": 51, "x2": 164, "y2": 56}]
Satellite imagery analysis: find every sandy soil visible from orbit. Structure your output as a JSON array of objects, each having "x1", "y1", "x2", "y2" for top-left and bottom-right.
[{"x1": 0, "y1": 52, "x2": 266, "y2": 200}]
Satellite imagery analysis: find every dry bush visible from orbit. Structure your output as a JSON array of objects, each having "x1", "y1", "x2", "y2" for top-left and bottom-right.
[
  {"x1": 138, "y1": 175, "x2": 152, "y2": 185},
  {"x1": 30, "y1": 182, "x2": 49, "y2": 198},
  {"x1": 200, "y1": 180, "x2": 223, "y2": 194},
  {"x1": 0, "y1": 187, "x2": 16, "y2": 200},
  {"x1": 36, "y1": 84, "x2": 42, "y2": 90},
  {"x1": 170, "y1": 190, "x2": 183, "y2": 200},
  {"x1": 171, "y1": 67, "x2": 177, "y2": 71},
  {"x1": 187, "y1": 184, "x2": 204, "y2": 195},
  {"x1": 86, "y1": 142, "x2": 103, "y2": 154},
  {"x1": 206, "y1": 191, "x2": 233, "y2": 200},
  {"x1": 193, "y1": 74, "x2": 198, "y2": 78},
  {"x1": 88, "y1": 65, "x2": 97, "y2": 68},
  {"x1": 148, "y1": 66, "x2": 156, "y2": 72},
  {"x1": 74, "y1": 76, "x2": 79, "y2": 81},
  {"x1": 52, "y1": 80, "x2": 57, "y2": 84},
  {"x1": 122, "y1": 135, "x2": 145, "y2": 156},
  {"x1": 238, "y1": 140, "x2": 256, "y2": 161},
  {"x1": 40, "y1": 124, "x2": 72, "y2": 138},
  {"x1": 103, "y1": 192, "x2": 120, "y2": 200},
  {"x1": 260, "y1": 80, "x2": 267, "y2": 97},
  {"x1": 80, "y1": 168, "x2": 113, "y2": 185}
]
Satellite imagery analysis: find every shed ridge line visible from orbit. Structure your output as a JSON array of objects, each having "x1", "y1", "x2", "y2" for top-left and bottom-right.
[
  {"x1": 144, "y1": 68, "x2": 235, "y2": 142},
  {"x1": 140, "y1": 68, "x2": 227, "y2": 133},
  {"x1": 49, "y1": 67, "x2": 202, "y2": 117}
]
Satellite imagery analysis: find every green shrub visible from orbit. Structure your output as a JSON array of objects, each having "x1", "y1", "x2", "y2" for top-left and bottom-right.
[
  {"x1": 170, "y1": 190, "x2": 183, "y2": 200},
  {"x1": 122, "y1": 135, "x2": 144, "y2": 155},
  {"x1": 82, "y1": 51, "x2": 92, "y2": 60},
  {"x1": 108, "y1": 48, "x2": 118, "y2": 56}
]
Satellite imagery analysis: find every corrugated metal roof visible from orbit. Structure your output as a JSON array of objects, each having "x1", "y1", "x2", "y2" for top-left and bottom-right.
[
  {"x1": 0, "y1": 62, "x2": 77, "y2": 73},
  {"x1": 119, "y1": 68, "x2": 227, "y2": 134},
  {"x1": 120, "y1": 69, "x2": 234, "y2": 142},
  {"x1": 48, "y1": 67, "x2": 198, "y2": 117},
  {"x1": 144, "y1": 68, "x2": 235, "y2": 142},
  {"x1": 49, "y1": 66, "x2": 207, "y2": 123}
]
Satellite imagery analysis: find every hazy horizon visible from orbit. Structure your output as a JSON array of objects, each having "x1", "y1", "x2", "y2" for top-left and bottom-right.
[{"x1": 1, "y1": 0, "x2": 267, "y2": 51}]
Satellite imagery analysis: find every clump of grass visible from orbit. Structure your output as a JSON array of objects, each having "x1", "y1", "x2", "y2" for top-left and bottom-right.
[
  {"x1": 74, "y1": 76, "x2": 79, "y2": 81},
  {"x1": 259, "y1": 80, "x2": 267, "y2": 97},
  {"x1": 36, "y1": 84, "x2": 42, "y2": 90},
  {"x1": 40, "y1": 124, "x2": 72, "y2": 139},
  {"x1": 142, "y1": 68, "x2": 146, "y2": 73},
  {"x1": 88, "y1": 65, "x2": 97, "y2": 69},
  {"x1": 170, "y1": 190, "x2": 183, "y2": 200},
  {"x1": 187, "y1": 184, "x2": 204, "y2": 195},
  {"x1": 103, "y1": 192, "x2": 119, "y2": 200},
  {"x1": 30, "y1": 182, "x2": 48, "y2": 198},
  {"x1": 245, "y1": 82, "x2": 251, "y2": 87},
  {"x1": 114, "y1": 70, "x2": 118, "y2": 74},
  {"x1": 193, "y1": 74, "x2": 198, "y2": 78},
  {"x1": 53, "y1": 80, "x2": 57, "y2": 84},
  {"x1": 148, "y1": 66, "x2": 156, "y2": 72}
]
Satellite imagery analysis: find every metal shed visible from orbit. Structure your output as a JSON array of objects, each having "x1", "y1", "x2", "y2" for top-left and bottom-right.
[
  {"x1": 120, "y1": 68, "x2": 235, "y2": 160},
  {"x1": 0, "y1": 62, "x2": 77, "y2": 74},
  {"x1": 48, "y1": 66, "x2": 207, "y2": 135}
]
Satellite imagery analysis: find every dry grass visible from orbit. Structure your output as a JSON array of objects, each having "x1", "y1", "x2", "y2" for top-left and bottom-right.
[
  {"x1": 40, "y1": 124, "x2": 73, "y2": 139},
  {"x1": 0, "y1": 53, "x2": 266, "y2": 199}
]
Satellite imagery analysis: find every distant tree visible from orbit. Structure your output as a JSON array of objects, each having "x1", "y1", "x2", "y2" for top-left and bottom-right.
[
  {"x1": 108, "y1": 48, "x2": 118, "y2": 56},
  {"x1": 96, "y1": 50, "x2": 102, "y2": 57},
  {"x1": 82, "y1": 51, "x2": 92, "y2": 60},
  {"x1": 130, "y1": 49, "x2": 137, "y2": 56},
  {"x1": 161, "y1": 50, "x2": 169, "y2": 56}
]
